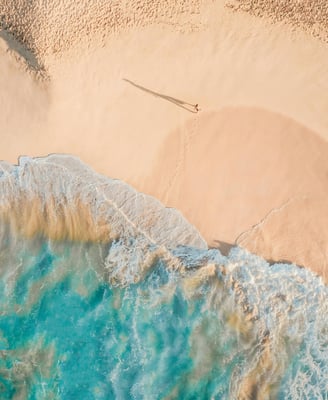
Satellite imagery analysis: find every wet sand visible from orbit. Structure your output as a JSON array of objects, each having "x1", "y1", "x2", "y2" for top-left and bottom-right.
[{"x1": 1, "y1": 1, "x2": 328, "y2": 281}]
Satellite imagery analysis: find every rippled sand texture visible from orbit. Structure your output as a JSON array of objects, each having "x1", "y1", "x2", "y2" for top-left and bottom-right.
[
  {"x1": 227, "y1": 0, "x2": 328, "y2": 43},
  {"x1": 0, "y1": 0, "x2": 204, "y2": 68},
  {"x1": 1, "y1": 1, "x2": 328, "y2": 279}
]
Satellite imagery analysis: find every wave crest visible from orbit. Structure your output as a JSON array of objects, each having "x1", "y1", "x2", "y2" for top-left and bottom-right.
[{"x1": 0, "y1": 154, "x2": 207, "y2": 249}]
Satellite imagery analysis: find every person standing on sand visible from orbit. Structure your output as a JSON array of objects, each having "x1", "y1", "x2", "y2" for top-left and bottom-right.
[{"x1": 194, "y1": 104, "x2": 200, "y2": 112}]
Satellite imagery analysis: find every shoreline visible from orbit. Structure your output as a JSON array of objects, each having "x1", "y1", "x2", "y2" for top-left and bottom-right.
[
  {"x1": 1, "y1": 1, "x2": 328, "y2": 282},
  {"x1": 0, "y1": 154, "x2": 327, "y2": 285},
  {"x1": 0, "y1": 154, "x2": 206, "y2": 249}
]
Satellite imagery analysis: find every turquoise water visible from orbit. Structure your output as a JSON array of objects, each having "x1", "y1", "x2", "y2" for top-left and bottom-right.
[
  {"x1": 0, "y1": 156, "x2": 327, "y2": 399},
  {"x1": 0, "y1": 233, "x2": 327, "y2": 399}
]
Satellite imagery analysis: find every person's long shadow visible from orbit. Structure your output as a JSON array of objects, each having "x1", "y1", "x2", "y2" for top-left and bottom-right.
[{"x1": 123, "y1": 79, "x2": 198, "y2": 113}]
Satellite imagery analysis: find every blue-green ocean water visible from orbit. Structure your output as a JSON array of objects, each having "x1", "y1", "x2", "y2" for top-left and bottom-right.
[{"x1": 0, "y1": 232, "x2": 327, "y2": 399}]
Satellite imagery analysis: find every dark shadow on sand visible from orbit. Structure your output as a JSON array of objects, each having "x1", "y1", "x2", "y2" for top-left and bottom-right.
[
  {"x1": 0, "y1": 29, "x2": 45, "y2": 73},
  {"x1": 267, "y1": 258, "x2": 299, "y2": 266},
  {"x1": 123, "y1": 79, "x2": 198, "y2": 113},
  {"x1": 210, "y1": 240, "x2": 234, "y2": 256}
]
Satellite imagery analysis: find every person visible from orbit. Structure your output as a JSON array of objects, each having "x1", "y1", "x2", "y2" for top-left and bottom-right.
[{"x1": 194, "y1": 103, "x2": 199, "y2": 112}]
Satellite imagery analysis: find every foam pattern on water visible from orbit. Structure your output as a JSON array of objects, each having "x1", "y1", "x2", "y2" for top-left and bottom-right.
[
  {"x1": 0, "y1": 155, "x2": 206, "y2": 248},
  {"x1": 0, "y1": 155, "x2": 327, "y2": 399},
  {"x1": 0, "y1": 232, "x2": 327, "y2": 399}
]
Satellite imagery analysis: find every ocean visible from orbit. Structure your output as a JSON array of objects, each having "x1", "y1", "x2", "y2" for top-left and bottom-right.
[{"x1": 0, "y1": 155, "x2": 327, "y2": 399}]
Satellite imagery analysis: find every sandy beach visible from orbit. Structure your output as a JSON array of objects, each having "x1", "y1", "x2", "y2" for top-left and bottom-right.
[
  {"x1": 1, "y1": 0, "x2": 328, "y2": 281},
  {"x1": 1, "y1": 2, "x2": 328, "y2": 397}
]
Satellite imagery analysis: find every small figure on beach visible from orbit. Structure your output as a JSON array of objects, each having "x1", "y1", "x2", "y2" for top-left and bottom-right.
[{"x1": 194, "y1": 103, "x2": 200, "y2": 112}]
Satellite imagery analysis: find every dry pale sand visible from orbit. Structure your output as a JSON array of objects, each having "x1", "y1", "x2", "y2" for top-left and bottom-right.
[{"x1": 1, "y1": 1, "x2": 328, "y2": 280}]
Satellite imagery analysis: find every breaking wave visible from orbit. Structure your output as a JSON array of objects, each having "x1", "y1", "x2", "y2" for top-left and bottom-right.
[{"x1": 0, "y1": 155, "x2": 327, "y2": 399}]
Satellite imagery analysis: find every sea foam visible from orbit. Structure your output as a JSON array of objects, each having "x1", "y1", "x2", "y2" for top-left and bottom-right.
[{"x1": 0, "y1": 155, "x2": 327, "y2": 399}]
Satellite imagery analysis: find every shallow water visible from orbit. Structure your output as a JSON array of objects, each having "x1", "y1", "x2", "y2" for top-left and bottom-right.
[
  {"x1": 0, "y1": 156, "x2": 327, "y2": 399},
  {"x1": 0, "y1": 233, "x2": 327, "y2": 399}
]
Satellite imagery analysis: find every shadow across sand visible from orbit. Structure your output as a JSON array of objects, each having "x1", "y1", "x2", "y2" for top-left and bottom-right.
[
  {"x1": 210, "y1": 240, "x2": 234, "y2": 256},
  {"x1": 123, "y1": 79, "x2": 198, "y2": 113},
  {"x1": 0, "y1": 29, "x2": 44, "y2": 73},
  {"x1": 267, "y1": 258, "x2": 299, "y2": 266}
]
